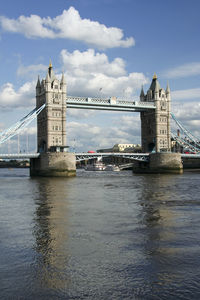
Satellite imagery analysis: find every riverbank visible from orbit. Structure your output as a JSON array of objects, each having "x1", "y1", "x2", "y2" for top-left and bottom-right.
[{"x1": 0, "y1": 160, "x2": 30, "y2": 168}]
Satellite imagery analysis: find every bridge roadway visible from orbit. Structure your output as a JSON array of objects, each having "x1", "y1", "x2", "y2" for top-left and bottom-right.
[
  {"x1": 0, "y1": 153, "x2": 40, "y2": 159},
  {"x1": 0, "y1": 152, "x2": 149, "y2": 161},
  {"x1": 66, "y1": 96, "x2": 155, "y2": 112},
  {"x1": 0, "y1": 152, "x2": 200, "y2": 161}
]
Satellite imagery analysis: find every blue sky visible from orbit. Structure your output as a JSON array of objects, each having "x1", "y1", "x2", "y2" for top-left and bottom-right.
[{"x1": 0, "y1": 0, "x2": 200, "y2": 152}]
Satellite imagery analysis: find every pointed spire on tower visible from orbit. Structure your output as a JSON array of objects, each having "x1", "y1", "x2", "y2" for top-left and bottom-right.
[
  {"x1": 166, "y1": 81, "x2": 170, "y2": 94},
  {"x1": 140, "y1": 85, "x2": 145, "y2": 97},
  {"x1": 154, "y1": 79, "x2": 160, "y2": 93},
  {"x1": 46, "y1": 69, "x2": 50, "y2": 82},
  {"x1": 49, "y1": 59, "x2": 52, "y2": 68},
  {"x1": 60, "y1": 71, "x2": 66, "y2": 85},
  {"x1": 36, "y1": 75, "x2": 41, "y2": 87},
  {"x1": 46, "y1": 59, "x2": 56, "y2": 81},
  {"x1": 150, "y1": 73, "x2": 160, "y2": 91},
  {"x1": 153, "y1": 72, "x2": 157, "y2": 80}
]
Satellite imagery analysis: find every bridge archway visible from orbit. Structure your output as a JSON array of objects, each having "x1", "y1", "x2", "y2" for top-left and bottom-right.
[
  {"x1": 39, "y1": 140, "x2": 46, "y2": 153},
  {"x1": 148, "y1": 142, "x2": 155, "y2": 152}
]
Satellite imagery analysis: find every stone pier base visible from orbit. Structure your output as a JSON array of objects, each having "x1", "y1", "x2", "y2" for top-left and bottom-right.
[
  {"x1": 30, "y1": 152, "x2": 76, "y2": 177},
  {"x1": 133, "y1": 152, "x2": 183, "y2": 174}
]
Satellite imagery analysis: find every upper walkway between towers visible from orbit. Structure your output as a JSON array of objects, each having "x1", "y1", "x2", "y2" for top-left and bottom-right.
[{"x1": 66, "y1": 96, "x2": 155, "y2": 112}]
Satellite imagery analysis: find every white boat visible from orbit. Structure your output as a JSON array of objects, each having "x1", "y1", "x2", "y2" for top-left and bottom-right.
[
  {"x1": 104, "y1": 164, "x2": 120, "y2": 171},
  {"x1": 85, "y1": 161, "x2": 106, "y2": 171},
  {"x1": 85, "y1": 163, "x2": 120, "y2": 171}
]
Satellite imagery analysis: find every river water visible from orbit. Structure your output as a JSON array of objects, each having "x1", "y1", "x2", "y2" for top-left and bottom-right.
[{"x1": 1, "y1": 168, "x2": 200, "y2": 299}]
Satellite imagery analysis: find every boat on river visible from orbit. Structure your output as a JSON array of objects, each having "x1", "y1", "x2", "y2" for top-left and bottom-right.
[
  {"x1": 85, "y1": 162, "x2": 120, "y2": 171},
  {"x1": 104, "y1": 164, "x2": 120, "y2": 171},
  {"x1": 85, "y1": 161, "x2": 106, "y2": 171}
]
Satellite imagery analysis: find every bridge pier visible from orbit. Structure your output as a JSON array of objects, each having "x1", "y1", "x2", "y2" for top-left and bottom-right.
[
  {"x1": 30, "y1": 152, "x2": 76, "y2": 177},
  {"x1": 132, "y1": 152, "x2": 183, "y2": 174}
]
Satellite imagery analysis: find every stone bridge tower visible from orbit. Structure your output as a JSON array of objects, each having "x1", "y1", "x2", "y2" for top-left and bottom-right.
[
  {"x1": 30, "y1": 62, "x2": 76, "y2": 177},
  {"x1": 140, "y1": 74, "x2": 171, "y2": 153},
  {"x1": 36, "y1": 62, "x2": 67, "y2": 152}
]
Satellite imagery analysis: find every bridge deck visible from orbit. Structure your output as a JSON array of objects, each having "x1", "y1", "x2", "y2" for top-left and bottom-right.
[
  {"x1": 0, "y1": 152, "x2": 199, "y2": 161},
  {"x1": 0, "y1": 153, "x2": 40, "y2": 159}
]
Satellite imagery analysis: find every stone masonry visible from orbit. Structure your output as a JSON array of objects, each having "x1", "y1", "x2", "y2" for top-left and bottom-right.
[
  {"x1": 140, "y1": 74, "x2": 171, "y2": 153},
  {"x1": 30, "y1": 62, "x2": 76, "y2": 177},
  {"x1": 36, "y1": 61, "x2": 67, "y2": 152}
]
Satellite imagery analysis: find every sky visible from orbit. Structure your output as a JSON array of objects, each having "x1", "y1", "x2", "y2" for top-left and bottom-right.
[{"x1": 0, "y1": 0, "x2": 200, "y2": 153}]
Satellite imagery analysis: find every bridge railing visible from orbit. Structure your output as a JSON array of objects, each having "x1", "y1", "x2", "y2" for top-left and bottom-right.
[{"x1": 0, "y1": 153, "x2": 40, "y2": 159}]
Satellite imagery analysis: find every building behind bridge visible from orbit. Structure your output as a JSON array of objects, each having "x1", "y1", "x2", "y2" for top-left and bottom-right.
[
  {"x1": 91, "y1": 143, "x2": 141, "y2": 166},
  {"x1": 97, "y1": 143, "x2": 142, "y2": 153}
]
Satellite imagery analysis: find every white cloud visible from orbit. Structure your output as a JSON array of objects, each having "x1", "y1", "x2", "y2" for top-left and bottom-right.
[
  {"x1": 0, "y1": 49, "x2": 148, "y2": 111},
  {"x1": 67, "y1": 108, "x2": 96, "y2": 119},
  {"x1": 67, "y1": 113, "x2": 141, "y2": 152},
  {"x1": 172, "y1": 101, "x2": 200, "y2": 121},
  {"x1": 113, "y1": 114, "x2": 141, "y2": 136},
  {"x1": 163, "y1": 62, "x2": 200, "y2": 78},
  {"x1": 0, "y1": 81, "x2": 35, "y2": 108},
  {"x1": 171, "y1": 87, "x2": 200, "y2": 138},
  {"x1": 20, "y1": 126, "x2": 37, "y2": 135},
  {"x1": 171, "y1": 100, "x2": 200, "y2": 139},
  {"x1": 61, "y1": 49, "x2": 148, "y2": 98},
  {"x1": 0, "y1": 7, "x2": 135, "y2": 49},
  {"x1": 0, "y1": 122, "x2": 4, "y2": 131},
  {"x1": 172, "y1": 87, "x2": 200, "y2": 100},
  {"x1": 17, "y1": 64, "x2": 47, "y2": 78},
  {"x1": 62, "y1": 49, "x2": 126, "y2": 77}
]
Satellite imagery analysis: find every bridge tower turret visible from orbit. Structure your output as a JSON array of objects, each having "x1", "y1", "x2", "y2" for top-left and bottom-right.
[
  {"x1": 140, "y1": 73, "x2": 171, "y2": 153},
  {"x1": 36, "y1": 62, "x2": 67, "y2": 152}
]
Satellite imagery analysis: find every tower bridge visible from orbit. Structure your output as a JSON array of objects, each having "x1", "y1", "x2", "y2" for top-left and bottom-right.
[
  {"x1": 2, "y1": 62, "x2": 199, "y2": 175},
  {"x1": 34, "y1": 64, "x2": 171, "y2": 156},
  {"x1": 32, "y1": 63, "x2": 176, "y2": 175}
]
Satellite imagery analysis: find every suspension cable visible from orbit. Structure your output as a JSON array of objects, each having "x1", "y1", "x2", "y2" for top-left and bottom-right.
[
  {"x1": 0, "y1": 104, "x2": 45, "y2": 144},
  {"x1": 171, "y1": 131, "x2": 200, "y2": 153},
  {"x1": 171, "y1": 113, "x2": 200, "y2": 146}
]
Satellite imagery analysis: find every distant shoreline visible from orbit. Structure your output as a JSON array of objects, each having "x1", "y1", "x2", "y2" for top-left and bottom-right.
[{"x1": 0, "y1": 161, "x2": 30, "y2": 168}]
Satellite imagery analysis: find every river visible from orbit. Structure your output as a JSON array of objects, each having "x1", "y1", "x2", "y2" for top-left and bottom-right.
[{"x1": 0, "y1": 168, "x2": 200, "y2": 299}]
